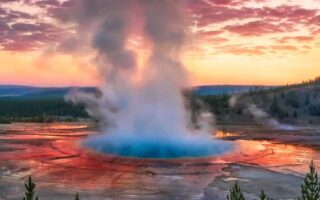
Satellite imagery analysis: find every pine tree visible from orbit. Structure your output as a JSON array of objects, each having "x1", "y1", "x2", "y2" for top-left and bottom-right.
[
  {"x1": 260, "y1": 190, "x2": 272, "y2": 200},
  {"x1": 227, "y1": 182, "x2": 245, "y2": 200},
  {"x1": 298, "y1": 161, "x2": 320, "y2": 200},
  {"x1": 75, "y1": 193, "x2": 80, "y2": 200},
  {"x1": 23, "y1": 177, "x2": 39, "y2": 200}
]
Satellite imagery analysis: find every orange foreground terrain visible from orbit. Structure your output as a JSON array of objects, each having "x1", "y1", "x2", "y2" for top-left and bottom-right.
[{"x1": 0, "y1": 122, "x2": 319, "y2": 199}]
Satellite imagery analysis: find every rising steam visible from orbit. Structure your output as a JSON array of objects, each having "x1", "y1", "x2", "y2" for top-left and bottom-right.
[
  {"x1": 65, "y1": 0, "x2": 231, "y2": 158},
  {"x1": 229, "y1": 95, "x2": 296, "y2": 131},
  {"x1": 247, "y1": 104, "x2": 296, "y2": 130}
]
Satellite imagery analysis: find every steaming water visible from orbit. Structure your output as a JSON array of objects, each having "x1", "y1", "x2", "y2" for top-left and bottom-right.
[
  {"x1": 64, "y1": 0, "x2": 233, "y2": 159},
  {"x1": 85, "y1": 133, "x2": 232, "y2": 159}
]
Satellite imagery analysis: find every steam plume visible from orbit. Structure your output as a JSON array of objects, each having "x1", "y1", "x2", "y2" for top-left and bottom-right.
[
  {"x1": 229, "y1": 95, "x2": 296, "y2": 131},
  {"x1": 247, "y1": 104, "x2": 296, "y2": 131},
  {"x1": 65, "y1": 0, "x2": 231, "y2": 158}
]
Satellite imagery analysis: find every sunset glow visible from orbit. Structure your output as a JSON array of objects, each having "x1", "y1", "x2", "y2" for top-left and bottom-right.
[{"x1": 0, "y1": 0, "x2": 320, "y2": 86}]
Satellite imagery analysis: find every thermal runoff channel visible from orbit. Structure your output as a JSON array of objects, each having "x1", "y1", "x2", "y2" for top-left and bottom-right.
[{"x1": 66, "y1": 0, "x2": 232, "y2": 159}]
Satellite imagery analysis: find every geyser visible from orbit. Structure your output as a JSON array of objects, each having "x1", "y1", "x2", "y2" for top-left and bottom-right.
[{"x1": 65, "y1": 0, "x2": 232, "y2": 158}]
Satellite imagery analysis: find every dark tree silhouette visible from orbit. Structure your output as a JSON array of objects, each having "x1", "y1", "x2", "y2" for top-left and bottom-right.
[
  {"x1": 23, "y1": 177, "x2": 39, "y2": 200},
  {"x1": 298, "y1": 161, "x2": 320, "y2": 200},
  {"x1": 227, "y1": 182, "x2": 245, "y2": 200},
  {"x1": 75, "y1": 193, "x2": 80, "y2": 200},
  {"x1": 259, "y1": 190, "x2": 272, "y2": 200}
]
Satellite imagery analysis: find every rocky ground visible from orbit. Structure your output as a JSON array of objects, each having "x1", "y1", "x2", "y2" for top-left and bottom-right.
[{"x1": 0, "y1": 122, "x2": 319, "y2": 200}]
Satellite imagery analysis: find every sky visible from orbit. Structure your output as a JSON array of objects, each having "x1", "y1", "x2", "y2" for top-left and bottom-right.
[{"x1": 0, "y1": 0, "x2": 320, "y2": 87}]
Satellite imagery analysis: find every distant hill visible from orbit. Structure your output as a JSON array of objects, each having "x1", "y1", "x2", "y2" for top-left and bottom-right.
[
  {"x1": 0, "y1": 86, "x2": 94, "y2": 124},
  {"x1": 193, "y1": 85, "x2": 276, "y2": 96},
  {"x1": 0, "y1": 85, "x2": 276, "y2": 99},
  {"x1": 0, "y1": 85, "x2": 43, "y2": 97},
  {"x1": 194, "y1": 76, "x2": 320, "y2": 125},
  {"x1": 0, "y1": 85, "x2": 96, "y2": 99},
  {"x1": 0, "y1": 80, "x2": 319, "y2": 125}
]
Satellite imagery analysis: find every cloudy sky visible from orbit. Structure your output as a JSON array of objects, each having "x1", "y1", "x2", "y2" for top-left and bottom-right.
[{"x1": 0, "y1": 0, "x2": 320, "y2": 86}]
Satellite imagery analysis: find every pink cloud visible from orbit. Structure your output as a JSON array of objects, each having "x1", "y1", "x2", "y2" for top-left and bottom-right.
[
  {"x1": 270, "y1": 45, "x2": 297, "y2": 51},
  {"x1": 34, "y1": 0, "x2": 60, "y2": 8},
  {"x1": 0, "y1": 0, "x2": 319, "y2": 52},
  {"x1": 212, "y1": 43, "x2": 306, "y2": 56},
  {"x1": 219, "y1": 45, "x2": 267, "y2": 55},
  {"x1": 190, "y1": 2, "x2": 319, "y2": 30},
  {"x1": 0, "y1": 0, "x2": 66, "y2": 51},
  {"x1": 224, "y1": 20, "x2": 295, "y2": 36},
  {"x1": 207, "y1": 0, "x2": 233, "y2": 5},
  {"x1": 197, "y1": 30, "x2": 224, "y2": 37},
  {"x1": 277, "y1": 36, "x2": 315, "y2": 43}
]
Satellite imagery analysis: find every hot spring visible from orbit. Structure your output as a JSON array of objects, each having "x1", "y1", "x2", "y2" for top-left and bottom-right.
[{"x1": 84, "y1": 133, "x2": 233, "y2": 159}]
